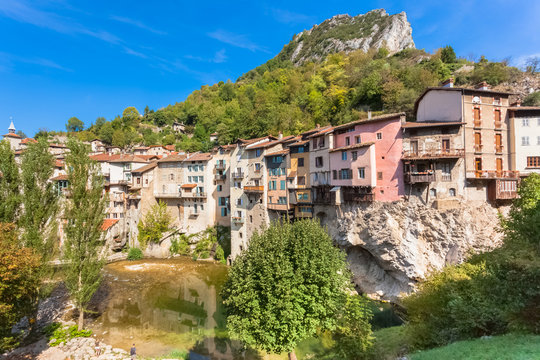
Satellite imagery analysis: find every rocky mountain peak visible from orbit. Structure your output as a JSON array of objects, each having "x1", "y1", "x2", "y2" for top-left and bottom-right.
[{"x1": 278, "y1": 9, "x2": 415, "y2": 66}]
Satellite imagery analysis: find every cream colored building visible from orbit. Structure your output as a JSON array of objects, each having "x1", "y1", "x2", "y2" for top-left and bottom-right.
[{"x1": 508, "y1": 106, "x2": 540, "y2": 175}]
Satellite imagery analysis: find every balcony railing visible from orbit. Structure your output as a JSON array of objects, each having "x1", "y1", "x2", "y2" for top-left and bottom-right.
[
  {"x1": 154, "y1": 192, "x2": 182, "y2": 198},
  {"x1": 404, "y1": 172, "x2": 436, "y2": 184},
  {"x1": 467, "y1": 170, "x2": 520, "y2": 179},
  {"x1": 244, "y1": 185, "x2": 264, "y2": 193},
  {"x1": 182, "y1": 191, "x2": 207, "y2": 198},
  {"x1": 232, "y1": 216, "x2": 244, "y2": 224},
  {"x1": 214, "y1": 174, "x2": 226, "y2": 181},
  {"x1": 488, "y1": 179, "x2": 519, "y2": 200},
  {"x1": 267, "y1": 203, "x2": 289, "y2": 211},
  {"x1": 403, "y1": 149, "x2": 465, "y2": 159},
  {"x1": 232, "y1": 171, "x2": 244, "y2": 179},
  {"x1": 215, "y1": 162, "x2": 226, "y2": 170},
  {"x1": 474, "y1": 144, "x2": 483, "y2": 153}
]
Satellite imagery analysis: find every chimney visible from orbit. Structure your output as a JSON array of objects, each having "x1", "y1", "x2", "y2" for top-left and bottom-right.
[
  {"x1": 367, "y1": 110, "x2": 372, "y2": 120},
  {"x1": 278, "y1": 132, "x2": 283, "y2": 140},
  {"x1": 475, "y1": 81, "x2": 489, "y2": 91},
  {"x1": 441, "y1": 77, "x2": 454, "y2": 88}
]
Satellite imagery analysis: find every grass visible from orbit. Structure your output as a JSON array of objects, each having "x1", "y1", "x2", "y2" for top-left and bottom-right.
[
  {"x1": 410, "y1": 333, "x2": 540, "y2": 360},
  {"x1": 369, "y1": 326, "x2": 409, "y2": 360}
]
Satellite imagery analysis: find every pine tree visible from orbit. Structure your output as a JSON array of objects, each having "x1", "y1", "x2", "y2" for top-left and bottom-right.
[
  {"x1": 62, "y1": 139, "x2": 107, "y2": 330},
  {"x1": 0, "y1": 140, "x2": 21, "y2": 223},
  {"x1": 19, "y1": 138, "x2": 59, "y2": 260}
]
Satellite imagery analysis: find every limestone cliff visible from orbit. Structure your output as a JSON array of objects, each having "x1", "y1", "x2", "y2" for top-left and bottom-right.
[
  {"x1": 316, "y1": 200, "x2": 504, "y2": 301},
  {"x1": 277, "y1": 9, "x2": 415, "y2": 66}
]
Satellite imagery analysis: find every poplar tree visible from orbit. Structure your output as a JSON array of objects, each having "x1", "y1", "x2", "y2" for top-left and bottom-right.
[
  {"x1": 0, "y1": 140, "x2": 21, "y2": 222},
  {"x1": 19, "y1": 138, "x2": 59, "y2": 259},
  {"x1": 63, "y1": 139, "x2": 107, "y2": 330}
]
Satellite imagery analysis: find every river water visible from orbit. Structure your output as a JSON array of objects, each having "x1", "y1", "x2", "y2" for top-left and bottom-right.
[{"x1": 89, "y1": 258, "x2": 262, "y2": 360}]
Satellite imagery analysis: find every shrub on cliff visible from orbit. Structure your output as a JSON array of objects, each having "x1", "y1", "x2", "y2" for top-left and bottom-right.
[{"x1": 127, "y1": 247, "x2": 143, "y2": 261}]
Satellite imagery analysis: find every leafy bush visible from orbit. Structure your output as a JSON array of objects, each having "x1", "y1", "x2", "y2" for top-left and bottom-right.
[
  {"x1": 127, "y1": 247, "x2": 143, "y2": 261},
  {"x1": 522, "y1": 91, "x2": 540, "y2": 106},
  {"x1": 138, "y1": 201, "x2": 171, "y2": 248},
  {"x1": 45, "y1": 323, "x2": 92, "y2": 346},
  {"x1": 214, "y1": 245, "x2": 226, "y2": 264}
]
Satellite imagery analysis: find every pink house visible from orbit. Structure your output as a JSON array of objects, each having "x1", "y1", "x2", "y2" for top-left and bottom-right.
[{"x1": 329, "y1": 113, "x2": 405, "y2": 202}]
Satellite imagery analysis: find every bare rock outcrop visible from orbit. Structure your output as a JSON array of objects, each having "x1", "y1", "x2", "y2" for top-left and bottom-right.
[
  {"x1": 280, "y1": 9, "x2": 415, "y2": 66},
  {"x1": 315, "y1": 200, "x2": 504, "y2": 301}
]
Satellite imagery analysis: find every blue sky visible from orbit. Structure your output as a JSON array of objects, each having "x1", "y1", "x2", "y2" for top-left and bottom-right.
[{"x1": 1, "y1": 0, "x2": 539, "y2": 137}]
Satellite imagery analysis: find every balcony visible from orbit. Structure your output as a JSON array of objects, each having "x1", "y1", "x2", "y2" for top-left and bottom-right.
[
  {"x1": 232, "y1": 171, "x2": 244, "y2": 179},
  {"x1": 189, "y1": 211, "x2": 200, "y2": 217},
  {"x1": 215, "y1": 162, "x2": 226, "y2": 170},
  {"x1": 182, "y1": 191, "x2": 207, "y2": 198},
  {"x1": 344, "y1": 193, "x2": 374, "y2": 202},
  {"x1": 154, "y1": 192, "x2": 182, "y2": 198},
  {"x1": 403, "y1": 149, "x2": 465, "y2": 160},
  {"x1": 232, "y1": 216, "x2": 244, "y2": 224},
  {"x1": 404, "y1": 172, "x2": 436, "y2": 184},
  {"x1": 244, "y1": 185, "x2": 264, "y2": 193},
  {"x1": 111, "y1": 193, "x2": 124, "y2": 202},
  {"x1": 268, "y1": 203, "x2": 289, "y2": 211},
  {"x1": 214, "y1": 174, "x2": 226, "y2": 181},
  {"x1": 488, "y1": 179, "x2": 519, "y2": 200},
  {"x1": 474, "y1": 144, "x2": 483, "y2": 153},
  {"x1": 467, "y1": 170, "x2": 520, "y2": 179}
]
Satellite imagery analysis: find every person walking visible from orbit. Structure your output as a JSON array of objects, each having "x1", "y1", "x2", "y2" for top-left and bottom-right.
[
  {"x1": 130, "y1": 343, "x2": 137, "y2": 359},
  {"x1": 95, "y1": 339, "x2": 101, "y2": 356}
]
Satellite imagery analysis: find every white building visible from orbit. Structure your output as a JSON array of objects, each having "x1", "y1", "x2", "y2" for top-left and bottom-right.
[
  {"x1": 2, "y1": 120, "x2": 22, "y2": 150},
  {"x1": 509, "y1": 106, "x2": 540, "y2": 175}
]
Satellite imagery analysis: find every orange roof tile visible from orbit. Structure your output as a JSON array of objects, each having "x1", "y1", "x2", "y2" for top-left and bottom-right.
[
  {"x1": 185, "y1": 152, "x2": 212, "y2": 162},
  {"x1": 329, "y1": 142, "x2": 375, "y2": 152},
  {"x1": 181, "y1": 183, "x2": 197, "y2": 189},
  {"x1": 158, "y1": 153, "x2": 187, "y2": 163},
  {"x1": 51, "y1": 174, "x2": 68, "y2": 181},
  {"x1": 264, "y1": 149, "x2": 289, "y2": 157},
  {"x1": 3, "y1": 133, "x2": 21, "y2": 138},
  {"x1": 101, "y1": 219, "x2": 119, "y2": 231},
  {"x1": 21, "y1": 138, "x2": 37, "y2": 144}
]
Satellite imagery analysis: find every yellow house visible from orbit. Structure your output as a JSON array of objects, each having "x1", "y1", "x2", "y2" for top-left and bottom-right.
[{"x1": 287, "y1": 139, "x2": 312, "y2": 218}]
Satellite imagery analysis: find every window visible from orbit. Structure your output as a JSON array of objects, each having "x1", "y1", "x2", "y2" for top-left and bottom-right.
[
  {"x1": 339, "y1": 169, "x2": 352, "y2": 180},
  {"x1": 351, "y1": 151, "x2": 358, "y2": 161},
  {"x1": 358, "y1": 167, "x2": 365, "y2": 179},
  {"x1": 377, "y1": 172, "x2": 383, "y2": 180},
  {"x1": 297, "y1": 157, "x2": 305, "y2": 167},
  {"x1": 319, "y1": 138, "x2": 325, "y2": 148},
  {"x1": 522, "y1": 118, "x2": 530, "y2": 127},
  {"x1": 200, "y1": 165, "x2": 204, "y2": 171},
  {"x1": 298, "y1": 147, "x2": 304, "y2": 153},
  {"x1": 221, "y1": 207, "x2": 228, "y2": 217},
  {"x1": 236, "y1": 198, "x2": 243, "y2": 206},
  {"x1": 312, "y1": 138, "x2": 318, "y2": 148},
  {"x1": 429, "y1": 188, "x2": 437, "y2": 197},
  {"x1": 188, "y1": 165, "x2": 192, "y2": 171},
  {"x1": 449, "y1": 188, "x2": 456, "y2": 197},
  {"x1": 355, "y1": 135, "x2": 361, "y2": 144},
  {"x1": 495, "y1": 134, "x2": 503, "y2": 152},
  {"x1": 345, "y1": 137, "x2": 350, "y2": 146},
  {"x1": 441, "y1": 163, "x2": 451, "y2": 181},
  {"x1": 376, "y1": 132, "x2": 382, "y2": 140},
  {"x1": 136, "y1": 177, "x2": 141, "y2": 185},
  {"x1": 341, "y1": 151, "x2": 347, "y2": 161},
  {"x1": 473, "y1": 107, "x2": 481, "y2": 125},
  {"x1": 217, "y1": 184, "x2": 222, "y2": 192},
  {"x1": 494, "y1": 109, "x2": 501, "y2": 124},
  {"x1": 522, "y1": 136, "x2": 530, "y2": 146},
  {"x1": 256, "y1": 149, "x2": 262, "y2": 157},
  {"x1": 527, "y1": 157, "x2": 540, "y2": 168},
  {"x1": 269, "y1": 180, "x2": 276, "y2": 190},
  {"x1": 333, "y1": 170, "x2": 337, "y2": 180},
  {"x1": 315, "y1": 157, "x2": 323, "y2": 168},
  {"x1": 255, "y1": 163, "x2": 261, "y2": 171},
  {"x1": 493, "y1": 97, "x2": 501, "y2": 105},
  {"x1": 280, "y1": 180, "x2": 286, "y2": 190},
  {"x1": 200, "y1": 176, "x2": 204, "y2": 183},
  {"x1": 298, "y1": 176, "x2": 306, "y2": 185},
  {"x1": 169, "y1": 174, "x2": 174, "y2": 181},
  {"x1": 278, "y1": 196, "x2": 287, "y2": 204}
]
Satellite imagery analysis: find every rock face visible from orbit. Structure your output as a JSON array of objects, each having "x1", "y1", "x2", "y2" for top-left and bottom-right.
[
  {"x1": 279, "y1": 9, "x2": 415, "y2": 66},
  {"x1": 315, "y1": 199, "x2": 504, "y2": 301}
]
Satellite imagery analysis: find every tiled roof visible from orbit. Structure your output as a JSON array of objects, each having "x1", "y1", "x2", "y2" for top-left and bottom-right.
[
  {"x1": 288, "y1": 139, "x2": 310, "y2": 147},
  {"x1": 402, "y1": 121, "x2": 464, "y2": 128},
  {"x1": 134, "y1": 146, "x2": 150, "y2": 150},
  {"x1": 101, "y1": 219, "x2": 119, "y2": 231},
  {"x1": 306, "y1": 126, "x2": 334, "y2": 138},
  {"x1": 55, "y1": 160, "x2": 64, "y2": 168},
  {"x1": 329, "y1": 141, "x2": 375, "y2": 153},
  {"x1": 185, "y1": 152, "x2": 212, "y2": 162},
  {"x1": 108, "y1": 155, "x2": 150, "y2": 163},
  {"x1": 508, "y1": 106, "x2": 540, "y2": 111},
  {"x1": 90, "y1": 154, "x2": 121, "y2": 162},
  {"x1": 164, "y1": 145, "x2": 175, "y2": 151},
  {"x1": 246, "y1": 135, "x2": 295, "y2": 150},
  {"x1": 3, "y1": 133, "x2": 21, "y2": 138},
  {"x1": 332, "y1": 113, "x2": 405, "y2": 132},
  {"x1": 131, "y1": 161, "x2": 158, "y2": 173},
  {"x1": 181, "y1": 183, "x2": 197, "y2": 189},
  {"x1": 21, "y1": 138, "x2": 37, "y2": 144},
  {"x1": 158, "y1": 153, "x2": 187, "y2": 163},
  {"x1": 238, "y1": 135, "x2": 277, "y2": 145},
  {"x1": 51, "y1": 174, "x2": 68, "y2": 181},
  {"x1": 264, "y1": 149, "x2": 289, "y2": 157}
]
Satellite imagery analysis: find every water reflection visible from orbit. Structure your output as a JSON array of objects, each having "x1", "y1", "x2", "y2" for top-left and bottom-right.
[{"x1": 91, "y1": 258, "x2": 258, "y2": 359}]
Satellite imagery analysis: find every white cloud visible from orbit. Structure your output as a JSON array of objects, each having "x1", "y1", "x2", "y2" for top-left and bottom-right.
[
  {"x1": 109, "y1": 15, "x2": 167, "y2": 35},
  {"x1": 207, "y1": 29, "x2": 269, "y2": 53},
  {"x1": 0, "y1": 51, "x2": 72, "y2": 72}
]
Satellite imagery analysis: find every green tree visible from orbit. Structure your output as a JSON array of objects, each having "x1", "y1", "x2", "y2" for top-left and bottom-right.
[
  {"x1": 440, "y1": 46, "x2": 457, "y2": 64},
  {"x1": 66, "y1": 117, "x2": 84, "y2": 132},
  {"x1": 15, "y1": 130, "x2": 27, "y2": 139},
  {"x1": 122, "y1": 106, "x2": 140, "y2": 128},
  {"x1": 99, "y1": 122, "x2": 114, "y2": 144},
  {"x1": 112, "y1": 129, "x2": 126, "y2": 147},
  {"x1": 522, "y1": 92, "x2": 540, "y2": 106},
  {"x1": 63, "y1": 139, "x2": 107, "y2": 330},
  {"x1": 0, "y1": 141, "x2": 21, "y2": 223},
  {"x1": 0, "y1": 223, "x2": 41, "y2": 351},
  {"x1": 222, "y1": 219, "x2": 353, "y2": 360},
  {"x1": 94, "y1": 117, "x2": 107, "y2": 129},
  {"x1": 138, "y1": 201, "x2": 171, "y2": 248},
  {"x1": 19, "y1": 138, "x2": 59, "y2": 260}
]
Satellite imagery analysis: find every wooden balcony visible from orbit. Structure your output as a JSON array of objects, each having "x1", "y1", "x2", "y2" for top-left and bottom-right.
[
  {"x1": 488, "y1": 179, "x2": 519, "y2": 200},
  {"x1": 403, "y1": 149, "x2": 464, "y2": 160},
  {"x1": 214, "y1": 174, "x2": 226, "y2": 181},
  {"x1": 267, "y1": 203, "x2": 288, "y2": 211},
  {"x1": 215, "y1": 162, "x2": 226, "y2": 170},
  {"x1": 467, "y1": 170, "x2": 520, "y2": 179},
  {"x1": 244, "y1": 185, "x2": 264, "y2": 193},
  {"x1": 404, "y1": 172, "x2": 436, "y2": 184}
]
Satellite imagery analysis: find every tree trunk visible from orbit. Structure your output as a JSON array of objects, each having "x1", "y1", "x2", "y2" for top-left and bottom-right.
[
  {"x1": 288, "y1": 350, "x2": 297, "y2": 360},
  {"x1": 78, "y1": 305, "x2": 84, "y2": 331}
]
